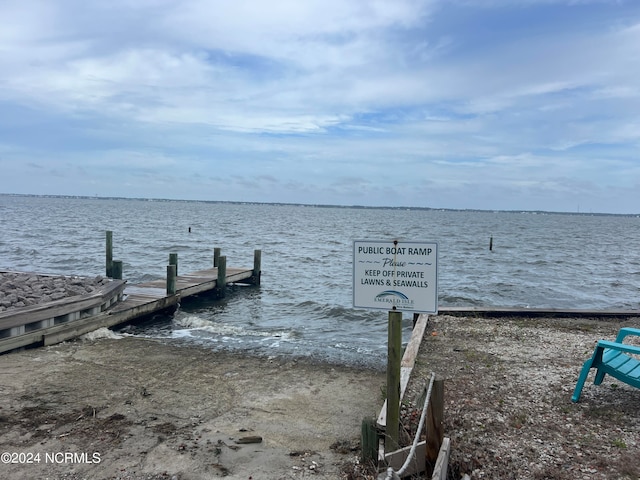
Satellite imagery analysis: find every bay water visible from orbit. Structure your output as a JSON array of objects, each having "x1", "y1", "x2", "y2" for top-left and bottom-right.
[{"x1": 1, "y1": 195, "x2": 639, "y2": 367}]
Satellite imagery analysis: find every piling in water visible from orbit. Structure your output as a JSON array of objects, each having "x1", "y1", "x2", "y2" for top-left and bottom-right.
[
  {"x1": 252, "y1": 249, "x2": 262, "y2": 285},
  {"x1": 106, "y1": 231, "x2": 113, "y2": 277},
  {"x1": 216, "y1": 256, "x2": 227, "y2": 296},
  {"x1": 169, "y1": 253, "x2": 178, "y2": 276},
  {"x1": 112, "y1": 260, "x2": 123, "y2": 280}
]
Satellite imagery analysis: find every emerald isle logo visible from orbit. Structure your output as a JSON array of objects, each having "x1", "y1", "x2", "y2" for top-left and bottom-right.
[{"x1": 374, "y1": 290, "x2": 414, "y2": 307}]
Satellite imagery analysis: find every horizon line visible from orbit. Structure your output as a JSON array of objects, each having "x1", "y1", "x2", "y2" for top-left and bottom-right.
[{"x1": 1, "y1": 192, "x2": 637, "y2": 217}]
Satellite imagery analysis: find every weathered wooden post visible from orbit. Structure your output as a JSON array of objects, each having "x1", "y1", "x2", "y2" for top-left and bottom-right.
[
  {"x1": 106, "y1": 231, "x2": 113, "y2": 277},
  {"x1": 216, "y1": 255, "x2": 227, "y2": 296},
  {"x1": 489, "y1": 236, "x2": 493, "y2": 251},
  {"x1": 425, "y1": 378, "x2": 445, "y2": 476},
  {"x1": 386, "y1": 309, "x2": 402, "y2": 452},
  {"x1": 213, "y1": 248, "x2": 221, "y2": 268},
  {"x1": 167, "y1": 264, "x2": 176, "y2": 295},
  {"x1": 169, "y1": 253, "x2": 178, "y2": 276},
  {"x1": 361, "y1": 417, "x2": 378, "y2": 465},
  {"x1": 251, "y1": 249, "x2": 262, "y2": 285},
  {"x1": 112, "y1": 260, "x2": 123, "y2": 280}
]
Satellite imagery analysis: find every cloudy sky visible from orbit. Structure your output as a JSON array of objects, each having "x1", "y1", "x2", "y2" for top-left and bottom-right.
[{"x1": 1, "y1": 0, "x2": 639, "y2": 213}]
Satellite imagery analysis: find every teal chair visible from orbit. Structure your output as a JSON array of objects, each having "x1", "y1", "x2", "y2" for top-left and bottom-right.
[{"x1": 572, "y1": 327, "x2": 640, "y2": 403}]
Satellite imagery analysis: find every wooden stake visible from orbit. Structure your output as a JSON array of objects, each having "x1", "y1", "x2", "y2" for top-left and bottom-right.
[
  {"x1": 425, "y1": 379, "x2": 445, "y2": 476},
  {"x1": 386, "y1": 309, "x2": 402, "y2": 452},
  {"x1": 361, "y1": 417, "x2": 378, "y2": 464}
]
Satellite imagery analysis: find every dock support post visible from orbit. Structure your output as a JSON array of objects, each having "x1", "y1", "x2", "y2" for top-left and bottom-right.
[
  {"x1": 169, "y1": 253, "x2": 178, "y2": 276},
  {"x1": 106, "y1": 231, "x2": 113, "y2": 277},
  {"x1": 112, "y1": 260, "x2": 123, "y2": 280},
  {"x1": 386, "y1": 309, "x2": 402, "y2": 452},
  {"x1": 213, "y1": 248, "x2": 221, "y2": 268},
  {"x1": 216, "y1": 256, "x2": 227, "y2": 296},
  {"x1": 251, "y1": 249, "x2": 262, "y2": 285},
  {"x1": 167, "y1": 265, "x2": 177, "y2": 295}
]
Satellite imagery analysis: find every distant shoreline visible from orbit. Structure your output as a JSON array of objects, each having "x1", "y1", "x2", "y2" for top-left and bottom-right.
[{"x1": 1, "y1": 192, "x2": 638, "y2": 217}]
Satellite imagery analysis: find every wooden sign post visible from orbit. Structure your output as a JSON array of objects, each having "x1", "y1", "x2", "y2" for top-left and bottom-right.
[
  {"x1": 386, "y1": 308, "x2": 403, "y2": 451},
  {"x1": 353, "y1": 239, "x2": 438, "y2": 455}
]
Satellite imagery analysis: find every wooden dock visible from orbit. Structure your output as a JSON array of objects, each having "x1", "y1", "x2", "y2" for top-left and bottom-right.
[{"x1": 0, "y1": 246, "x2": 261, "y2": 354}]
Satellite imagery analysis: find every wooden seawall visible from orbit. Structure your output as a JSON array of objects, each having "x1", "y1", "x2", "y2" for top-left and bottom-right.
[{"x1": 0, "y1": 237, "x2": 261, "y2": 354}]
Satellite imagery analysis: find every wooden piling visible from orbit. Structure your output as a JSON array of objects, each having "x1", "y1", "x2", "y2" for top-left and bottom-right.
[
  {"x1": 214, "y1": 248, "x2": 221, "y2": 268},
  {"x1": 106, "y1": 231, "x2": 113, "y2": 277},
  {"x1": 386, "y1": 309, "x2": 402, "y2": 452},
  {"x1": 489, "y1": 236, "x2": 493, "y2": 251},
  {"x1": 167, "y1": 265, "x2": 176, "y2": 295},
  {"x1": 112, "y1": 260, "x2": 123, "y2": 280},
  {"x1": 252, "y1": 249, "x2": 262, "y2": 285},
  {"x1": 216, "y1": 256, "x2": 227, "y2": 296},
  {"x1": 169, "y1": 253, "x2": 178, "y2": 276}
]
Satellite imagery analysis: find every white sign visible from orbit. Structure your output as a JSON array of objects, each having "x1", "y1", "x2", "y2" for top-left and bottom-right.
[{"x1": 353, "y1": 240, "x2": 438, "y2": 313}]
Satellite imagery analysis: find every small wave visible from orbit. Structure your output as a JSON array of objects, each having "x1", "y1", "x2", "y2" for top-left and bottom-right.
[
  {"x1": 81, "y1": 327, "x2": 123, "y2": 341},
  {"x1": 439, "y1": 294, "x2": 485, "y2": 306},
  {"x1": 162, "y1": 245, "x2": 193, "y2": 251},
  {"x1": 173, "y1": 315, "x2": 294, "y2": 339},
  {"x1": 294, "y1": 300, "x2": 316, "y2": 309},
  {"x1": 290, "y1": 300, "x2": 382, "y2": 322},
  {"x1": 129, "y1": 273, "x2": 163, "y2": 283},
  {"x1": 13, "y1": 246, "x2": 38, "y2": 256}
]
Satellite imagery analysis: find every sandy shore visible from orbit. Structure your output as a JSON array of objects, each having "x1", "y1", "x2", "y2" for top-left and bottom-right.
[
  {"x1": 0, "y1": 335, "x2": 385, "y2": 480},
  {"x1": 2, "y1": 313, "x2": 640, "y2": 480}
]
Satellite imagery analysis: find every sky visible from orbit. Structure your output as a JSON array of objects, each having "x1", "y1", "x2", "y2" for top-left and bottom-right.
[{"x1": 1, "y1": 1, "x2": 639, "y2": 214}]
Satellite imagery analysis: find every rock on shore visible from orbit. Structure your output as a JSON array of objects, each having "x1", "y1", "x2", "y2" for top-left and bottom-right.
[{"x1": 0, "y1": 272, "x2": 110, "y2": 312}]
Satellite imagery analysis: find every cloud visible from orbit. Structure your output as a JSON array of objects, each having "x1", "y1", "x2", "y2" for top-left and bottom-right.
[{"x1": 0, "y1": 0, "x2": 638, "y2": 213}]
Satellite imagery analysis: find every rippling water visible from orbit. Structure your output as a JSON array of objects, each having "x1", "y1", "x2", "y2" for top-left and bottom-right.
[{"x1": 1, "y1": 195, "x2": 639, "y2": 367}]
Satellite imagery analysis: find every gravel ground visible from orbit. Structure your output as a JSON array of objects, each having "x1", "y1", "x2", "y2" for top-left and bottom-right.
[{"x1": 402, "y1": 314, "x2": 640, "y2": 480}]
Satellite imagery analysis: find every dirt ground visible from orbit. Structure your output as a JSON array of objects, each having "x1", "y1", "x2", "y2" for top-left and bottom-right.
[
  {"x1": 0, "y1": 335, "x2": 385, "y2": 480},
  {"x1": 403, "y1": 314, "x2": 640, "y2": 480}
]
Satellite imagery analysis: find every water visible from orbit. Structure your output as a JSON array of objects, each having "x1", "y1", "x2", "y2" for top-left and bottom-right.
[{"x1": 1, "y1": 195, "x2": 639, "y2": 368}]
